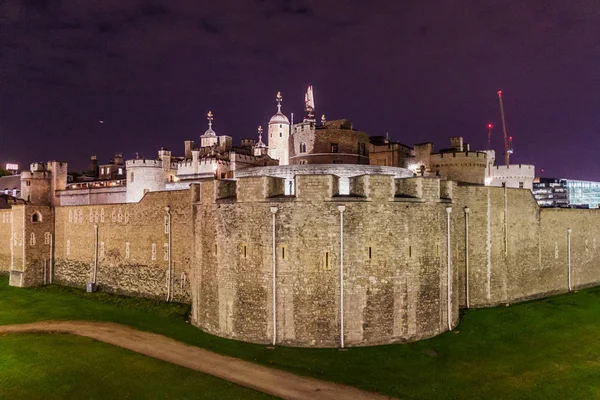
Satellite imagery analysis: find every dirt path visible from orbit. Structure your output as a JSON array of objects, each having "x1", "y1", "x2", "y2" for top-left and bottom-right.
[{"x1": 0, "y1": 321, "x2": 394, "y2": 400}]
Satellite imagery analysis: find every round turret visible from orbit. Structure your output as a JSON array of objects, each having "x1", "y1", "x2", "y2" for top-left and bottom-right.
[{"x1": 267, "y1": 92, "x2": 290, "y2": 165}]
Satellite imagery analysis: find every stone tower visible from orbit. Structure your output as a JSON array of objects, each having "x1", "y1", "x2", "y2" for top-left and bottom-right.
[{"x1": 267, "y1": 92, "x2": 290, "y2": 165}]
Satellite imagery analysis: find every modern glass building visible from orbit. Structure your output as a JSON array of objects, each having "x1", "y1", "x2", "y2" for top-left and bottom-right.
[
  {"x1": 565, "y1": 179, "x2": 600, "y2": 208},
  {"x1": 533, "y1": 178, "x2": 569, "y2": 207}
]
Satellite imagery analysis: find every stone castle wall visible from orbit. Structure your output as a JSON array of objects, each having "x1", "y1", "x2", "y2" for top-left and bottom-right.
[
  {"x1": 56, "y1": 186, "x2": 127, "y2": 206},
  {"x1": 451, "y1": 185, "x2": 600, "y2": 308},
  {"x1": 51, "y1": 190, "x2": 192, "y2": 302},
  {"x1": 0, "y1": 210, "x2": 12, "y2": 273},
  {"x1": 191, "y1": 175, "x2": 459, "y2": 347},
  {"x1": 4, "y1": 172, "x2": 600, "y2": 347},
  {"x1": 431, "y1": 152, "x2": 487, "y2": 184}
]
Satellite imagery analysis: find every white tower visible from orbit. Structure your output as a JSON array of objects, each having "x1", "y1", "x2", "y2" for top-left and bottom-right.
[{"x1": 268, "y1": 92, "x2": 290, "y2": 165}]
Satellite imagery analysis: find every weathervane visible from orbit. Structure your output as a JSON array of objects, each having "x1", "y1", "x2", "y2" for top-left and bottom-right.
[
  {"x1": 276, "y1": 92, "x2": 282, "y2": 113},
  {"x1": 321, "y1": 114, "x2": 326, "y2": 125},
  {"x1": 207, "y1": 111, "x2": 214, "y2": 129},
  {"x1": 258, "y1": 125, "x2": 263, "y2": 141}
]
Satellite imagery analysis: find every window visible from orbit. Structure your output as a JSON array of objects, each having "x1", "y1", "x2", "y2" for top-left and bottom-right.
[
  {"x1": 44, "y1": 232, "x2": 50, "y2": 245},
  {"x1": 279, "y1": 245, "x2": 288, "y2": 261},
  {"x1": 408, "y1": 245, "x2": 412, "y2": 258},
  {"x1": 130, "y1": 171, "x2": 134, "y2": 182},
  {"x1": 367, "y1": 246, "x2": 372, "y2": 260},
  {"x1": 66, "y1": 240, "x2": 71, "y2": 256},
  {"x1": 213, "y1": 244, "x2": 218, "y2": 256},
  {"x1": 241, "y1": 244, "x2": 248, "y2": 258},
  {"x1": 100, "y1": 209, "x2": 105, "y2": 223},
  {"x1": 26, "y1": 180, "x2": 31, "y2": 187},
  {"x1": 164, "y1": 215, "x2": 170, "y2": 234},
  {"x1": 30, "y1": 232, "x2": 36, "y2": 246},
  {"x1": 163, "y1": 243, "x2": 169, "y2": 261},
  {"x1": 99, "y1": 242, "x2": 105, "y2": 258},
  {"x1": 125, "y1": 242, "x2": 130, "y2": 259},
  {"x1": 118, "y1": 168, "x2": 123, "y2": 175},
  {"x1": 101, "y1": 168, "x2": 105, "y2": 175},
  {"x1": 280, "y1": 132, "x2": 282, "y2": 137},
  {"x1": 300, "y1": 143, "x2": 307, "y2": 153},
  {"x1": 332, "y1": 160, "x2": 343, "y2": 164},
  {"x1": 151, "y1": 243, "x2": 157, "y2": 261},
  {"x1": 299, "y1": 159, "x2": 308, "y2": 165},
  {"x1": 519, "y1": 182, "x2": 524, "y2": 189},
  {"x1": 331, "y1": 143, "x2": 338, "y2": 153},
  {"x1": 323, "y1": 251, "x2": 331, "y2": 270},
  {"x1": 31, "y1": 212, "x2": 41, "y2": 222}
]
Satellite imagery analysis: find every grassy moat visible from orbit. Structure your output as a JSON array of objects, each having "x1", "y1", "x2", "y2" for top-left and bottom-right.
[{"x1": 2, "y1": 275, "x2": 600, "y2": 399}]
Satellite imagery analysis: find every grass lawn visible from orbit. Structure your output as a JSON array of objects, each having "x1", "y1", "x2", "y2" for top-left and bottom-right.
[
  {"x1": 0, "y1": 334, "x2": 276, "y2": 400},
  {"x1": 2, "y1": 274, "x2": 600, "y2": 399}
]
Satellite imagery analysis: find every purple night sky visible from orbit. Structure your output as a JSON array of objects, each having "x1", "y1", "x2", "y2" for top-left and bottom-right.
[{"x1": 1, "y1": 0, "x2": 599, "y2": 179}]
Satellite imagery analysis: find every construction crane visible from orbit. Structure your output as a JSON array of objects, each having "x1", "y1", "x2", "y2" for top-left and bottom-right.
[
  {"x1": 487, "y1": 123, "x2": 493, "y2": 150},
  {"x1": 497, "y1": 90, "x2": 513, "y2": 165}
]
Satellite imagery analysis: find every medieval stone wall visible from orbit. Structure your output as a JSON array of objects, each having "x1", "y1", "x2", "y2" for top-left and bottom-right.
[
  {"x1": 5, "y1": 170, "x2": 600, "y2": 348},
  {"x1": 7, "y1": 205, "x2": 54, "y2": 287},
  {"x1": 451, "y1": 185, "x2": 600, "y2": 308},
  {"x1": 289, "y1": 121, "x2": 370, "y2": 165},
  {"x1": 0, "y1": 210, "x2": 12, "y2": 273},
  {"x1": 430, "y1": 152, "x2": 487, "y2": 184},
  {"x1": 52, "y1": 190, "x2": 192, "y2": 302},
  {"x1": 56, "y1": 187, "x2": 127, "y2": 206},
  {"x1": 191, "y1": 175, "x2": 458, "y2": 347}
]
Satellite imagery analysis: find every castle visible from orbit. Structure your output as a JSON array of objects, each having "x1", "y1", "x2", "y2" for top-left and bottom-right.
[{"x1": 3, "y1": 87, "x2": 591, "y2": 349}]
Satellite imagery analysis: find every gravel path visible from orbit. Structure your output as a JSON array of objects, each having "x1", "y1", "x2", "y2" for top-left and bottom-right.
[{"x1": 0, "y1": 321, "x2": 394, "y2": 400}]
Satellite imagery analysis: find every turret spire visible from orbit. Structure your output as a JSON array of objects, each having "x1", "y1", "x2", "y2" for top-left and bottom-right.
[
  {"x1": 276, "y1": 91, "x2": 282, "y2": 114},
  {"x1": 257, "y1": 125, "x2": 264, "y2": 144},
  {"x1": 207, "y1": 110, "x2": 214, "y2": 130},
  {"x1": 304, "y1": 85, "x2": 315, "y2": 121}
]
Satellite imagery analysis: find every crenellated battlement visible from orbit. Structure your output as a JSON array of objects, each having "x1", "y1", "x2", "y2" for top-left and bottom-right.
[
  {"x1": 493, "y1": 164, "x2": 535, "y2": 176},
  {"x1": 432, "y1": 151, "x2": 488, "y2": 167},
  {"x1": 126, "y1": 159, "x2": 178, "y2": 169},
  {"x1": 190, "y1": 174, "x2": 452, "y2": 204}
]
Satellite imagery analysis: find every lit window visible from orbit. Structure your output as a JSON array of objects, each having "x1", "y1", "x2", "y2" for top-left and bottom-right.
[
  {"x1": 331, "y1": 143, "x2": 338, "y2": 153},
  {"x1": 118, "y1": 168, "x2": 123, "y2": 175},
  {"x1": 130, "y1": 172, "x2": 134, "y2": 182}
]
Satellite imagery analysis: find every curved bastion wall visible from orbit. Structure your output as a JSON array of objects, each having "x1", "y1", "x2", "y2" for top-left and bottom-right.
[
  {"x1": 234, "y1": 164, "x2": 414, "y2": 195},
  {"x1": 191, "y1": 174, "x2": 460, "y2": 347}
]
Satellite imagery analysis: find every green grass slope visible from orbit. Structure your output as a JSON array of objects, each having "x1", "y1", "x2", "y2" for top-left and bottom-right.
[
  {"x1": 0, "y1": 334, "x2": 276, "y2": 400},
  {"x1": 2, "y1": 276, "x2": 600, "y2": 399}
]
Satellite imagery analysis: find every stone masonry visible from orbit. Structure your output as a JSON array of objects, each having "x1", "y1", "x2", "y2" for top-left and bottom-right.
[{"x1": 3, "y1": 173, "x2": 600, "y2": 347}]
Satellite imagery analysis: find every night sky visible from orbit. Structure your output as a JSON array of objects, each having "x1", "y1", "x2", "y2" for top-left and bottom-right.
[{"x1": 1, "y1": 0, "x2": 599, "y2": 179}]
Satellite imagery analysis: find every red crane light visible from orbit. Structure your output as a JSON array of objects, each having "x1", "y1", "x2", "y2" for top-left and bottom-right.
[
  {"x1": 497, "y1": 90, "x2": 502, "y2": 96},
  {"x1": 488, "y1": 123, "x2": 493, "y2": 129}
]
